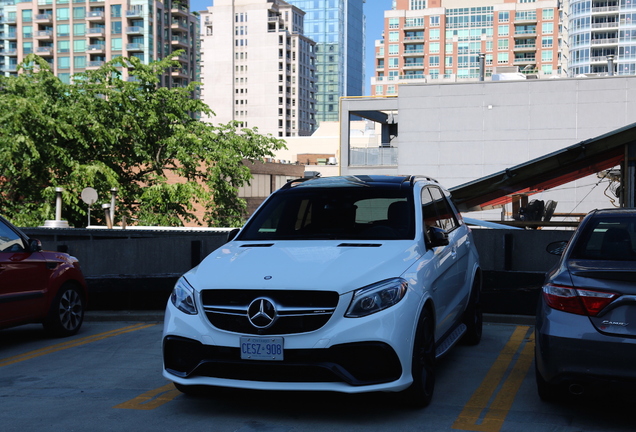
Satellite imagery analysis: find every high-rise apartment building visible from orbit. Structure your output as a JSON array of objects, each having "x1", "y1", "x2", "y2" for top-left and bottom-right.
[
  {"x1": 372, "y1": 0, "x2": 568, "y2": 96},
  {"x1": 285, "y1": 0, "x2": 365, "y2": 123},
  {"x1": 0, "y1": 0, "x2": 198, "y2": 87},
  {"x1": 199, "y1": 0, "x2": 317, "y2": 137},
  {"x1": 569, "y1": 0, "x2": 636, "y2": 76}
]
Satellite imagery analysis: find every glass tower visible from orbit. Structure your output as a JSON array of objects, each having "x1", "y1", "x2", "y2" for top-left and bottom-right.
[{"x1": 286, "y1": 0, "x2": 365, "y2": 123}]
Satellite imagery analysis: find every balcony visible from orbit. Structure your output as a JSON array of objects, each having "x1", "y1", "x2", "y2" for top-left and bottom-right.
[
  {"x1": 34, "y1": 30, "x2": 53, "y2": 40},
  {"x1": 514, "y1": 43, "x2": 536, "y2": 52},
  {"x1": 403, "y1": 62, "x2": 424, "y2": 70},
  {"x1": 171, "y1": 4, "x2": 189, "y2": 17},
  {"x1": 591, "y1": 21, "x2": 619, "y2": 30},
  {"x1": 87, "y1": 44, "x2": 106, "y2": 53},
  {"x1": 171, "y1": 67, "x2": 189, "y2": 78},
  {"x1": 126, "y1": 42, "x2": 143, "y2": 51},
  {"x1": 404, "y1": 49, "x2": 424, "y2": 57},
  {"x1": 86, "y1": 11, "x2": 105, "y2": 22},
  {"x1": 0, "y1": 48, "x2": 17, "y2": 56},
  {"x1": 87, "y1": 28, "x2": 105, "y2": 37},
  {"x1": 514, "y1": 29, "x2": 537, "y2": 38},
  {"x1": 171, "y1": 35, "x2": 189, "y2": 48},
  {"x1": 591, "y1": 37, "x2": 618, "y2": 46},
  {"x1": 35, "y1": 46, "x2": 53, "y2": 56},
  {"x1": 513, "y1": 57, "x2": 536, "y2": 65},
  {"x1": 171, "y1": 20, "x2": 188, "y2": 31},
  {"x1": 403, "y1": 36, "x2": 425, "y2": 43},
  {"x1": 404, "y1": 22, "x2": 425, "y2": 30},
  {"x1": 34, "y1": 14, "x2": 53, "y2": 24},
  {"x1": 126, "y1": 26, "x2": 144, "y2": 35},
  {"x1": 514, "y1": 15, "x2": 537, "y2": 25},
  {"x1": 86, "y1": 60, "x2": 105, "y2": 69},
  {"x1": 126, "y1": 10, "x2": 143, "y2": 18}
]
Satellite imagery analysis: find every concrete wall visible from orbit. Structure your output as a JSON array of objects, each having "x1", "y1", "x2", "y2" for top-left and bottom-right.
[
  {"x1": 20, "y1": 226, "x2": 574, "y2": 314},
  {"x1": 340, "y1": 76, "x2": 636, "y2": 220}
]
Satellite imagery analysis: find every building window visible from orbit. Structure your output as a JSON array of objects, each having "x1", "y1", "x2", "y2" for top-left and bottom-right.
[
  {"x1": 22, "y1": 9, "x2": 32, "y2": 22},
  {"x1": 542, "y1": 9, "x2": 554, "y2": 20},
  {"x1": 57, "y1": 56, "x2": 70, "y2": 69},
  {"x1": 429, "y1": 42, "x2": 440, "y2": 53},
  {"x1": 74, "y1": 55, "x2": 86, "y2": 68},
  {"x1": 542, "y1": 22, "x2": 554, "y2": 34},
  {"x1": 410, "y1": 0, "x2": 426, "y2": 10},
  {"x1": 111, "y1": 4, "x2": 121, "y2": 18},
  {"x1": 429, "y1": 29, "x2": 440, "y2": 40},
  {"x1": 388, "y1": 31, "x2": 399, "y2": 42},
  {"x1": 56, "y1": 7, "x2": 69, "y2": 20},
  {"x1": 498, "y1": 11, "x2": 509, "y2": 23},
  {"x1": 389, "y1": 18, "x2": 399, "y2": 29},
  {"x1": 388, "y1": 44, "x2": 399, "y2": 55},
  {"x1": 111, "y1": 38, "x2": 121, "y2": 51},
  {"x1": 22, "y1": 25, "x2": 33, "y2": 38},
  {"x1": 57, "y1": 40, "x2": 70, "y2": 53},
  {"x1": 389, "y1": 57, "x2": 399, "y2": 68},
  {"x1": 541, "y1": 50, "x2": 553, "y2": 62},
  {"x1": 542, "y1": 36, "x2": 553, "y2": 48},
  {"x1": 56, "y1": 24, "x2": 70, "y2": 37},
  {"x1": 73, "y1": 39, "x2": 86, "y2": 52},
  {"x1": 429, "y1": 56, "x2": 440, "y2": 67},
  {"x1": 73, "y1": 23, "x2": 85, "y2": 36},
  {"x1": 498, "y1": 25, "x2": 509, "y2": 36},
  {"x1": 497, "y1": 52, "x2": 509, "y2": 64},
  {"x1": 498, "y1": 39, "x2": 509, "y2": 50},
  {"x1": 430, "y1": 16, "x2": 440, "y2": 27},
  {"x1": 73, "y1": 6, "x2": 85, "y2": 19}
]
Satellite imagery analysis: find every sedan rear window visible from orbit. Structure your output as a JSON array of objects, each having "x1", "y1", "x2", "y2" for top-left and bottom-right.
[{"x1": 570, "y1": 218, "x2": 636, "y2": 261}]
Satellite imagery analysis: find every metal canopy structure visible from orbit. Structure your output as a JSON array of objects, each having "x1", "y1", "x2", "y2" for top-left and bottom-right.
[{"x1": 450, "y1": 122, "x2": 636, "y2": 212}]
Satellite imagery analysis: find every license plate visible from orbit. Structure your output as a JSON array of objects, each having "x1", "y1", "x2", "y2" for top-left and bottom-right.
[{"x1": 240, "y1": 336, "x2": 284, "y2": 361}]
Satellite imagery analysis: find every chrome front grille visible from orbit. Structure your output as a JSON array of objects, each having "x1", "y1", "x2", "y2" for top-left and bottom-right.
[{"x1": 201, "y1": 289, "x2": 339, "y2": 335}]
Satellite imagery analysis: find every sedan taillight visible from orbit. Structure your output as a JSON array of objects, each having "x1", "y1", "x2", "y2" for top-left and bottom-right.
[{"x1": 542, "y1": 284, "x2": 619, "y2": 316}]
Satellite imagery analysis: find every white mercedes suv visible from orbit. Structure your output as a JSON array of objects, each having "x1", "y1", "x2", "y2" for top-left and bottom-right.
[{"x1": 162, "y1": 175, "x2": 482, "y2": 407}]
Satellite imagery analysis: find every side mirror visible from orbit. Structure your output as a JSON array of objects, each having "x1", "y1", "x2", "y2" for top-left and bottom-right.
[
  {"x1": 226, "y1": 228, "x2": 240, "y2": 243},
  {"x1": 429, "y1": 227, "x2": 449, "y2": 248},
  {"x1": 546, "y1": 240, "x2": 568, "y2": 256},
  {"x1": 28, "y1": 238, "x2": 43, "y2": 253}
]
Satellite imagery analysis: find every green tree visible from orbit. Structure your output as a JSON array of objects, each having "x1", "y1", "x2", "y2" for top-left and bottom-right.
[{"x1": 0, "y1": 53, "x2": 285, "y2": 228}]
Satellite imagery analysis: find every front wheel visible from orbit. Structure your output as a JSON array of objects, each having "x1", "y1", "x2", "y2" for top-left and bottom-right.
[
  {"x1": 43, "y1": 283, "x2": 85, "y2": 337},
  {"x1": 400, "y1": 309, "x2": 435, "y2": 408}
]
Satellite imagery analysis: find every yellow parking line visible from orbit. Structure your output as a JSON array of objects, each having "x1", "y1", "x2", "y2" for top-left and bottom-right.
[
  {"x1": 0, "y1": 323, "x2": 156, "y2": 368},
  {"x1": 452, "y1": 325, "x2": 535, "y2": 432},
  {"x1": 114, "y1": 383, "x2": 182, "y2": 410}
]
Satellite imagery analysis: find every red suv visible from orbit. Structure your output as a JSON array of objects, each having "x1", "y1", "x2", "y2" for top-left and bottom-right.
[{"x1": 0, "y1": 215, "x2": 87, "y2": 337}]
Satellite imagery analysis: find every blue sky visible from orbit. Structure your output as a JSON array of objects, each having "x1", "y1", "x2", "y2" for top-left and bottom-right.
[{"x1": 189, "y1": 0, "x2": 393, "y2": 95}]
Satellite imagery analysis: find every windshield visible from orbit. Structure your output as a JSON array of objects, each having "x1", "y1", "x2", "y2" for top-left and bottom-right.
[
  {"x1": 239, "y1": 187, "x2": 415, "y2": 241},
  {"x1": 570, "y1": 217, "x2": 636, "y2": 261}
]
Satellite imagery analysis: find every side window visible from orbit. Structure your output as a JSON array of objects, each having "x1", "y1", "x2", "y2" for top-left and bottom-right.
[
  {"x1": 421, "y1": 187, "x2": 459, "y2": 233},
  {"x1": 0, "y1": 220, "x2": 26, "y2": 252}
]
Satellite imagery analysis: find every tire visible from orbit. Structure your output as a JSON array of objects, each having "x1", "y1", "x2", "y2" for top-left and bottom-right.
[
  {"x1": 461, "y1": 275, "x2": 483, "y2": 346},
  {"x1": 43, "y1": 283, "x2": 85, "y2": 337},
  {"x1": 400, "y1": 309, "x2": 435, "y2": 408}
]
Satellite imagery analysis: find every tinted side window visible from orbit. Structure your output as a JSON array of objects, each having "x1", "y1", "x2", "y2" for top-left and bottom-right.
[
  {"x1": 0, "y1": 220, "x2": 26, "y2": 252},
  {"x1": 421, "y1": 187, "x2": 458, "y2": 233}
]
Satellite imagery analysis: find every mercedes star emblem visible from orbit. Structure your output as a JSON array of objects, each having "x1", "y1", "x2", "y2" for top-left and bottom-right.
[{"x1": 247, "y1": 297, "x2": 277, "y2": 329}]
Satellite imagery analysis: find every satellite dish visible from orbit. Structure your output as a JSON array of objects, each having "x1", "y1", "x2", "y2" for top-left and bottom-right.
[{"x1": 81, "y1": 187, "x2": 98, "y2": 205}]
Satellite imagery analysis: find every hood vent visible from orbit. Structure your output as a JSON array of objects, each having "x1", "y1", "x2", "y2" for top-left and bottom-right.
[{"x1": 337, "y1": 243, "x2": 382, "y2": 248}]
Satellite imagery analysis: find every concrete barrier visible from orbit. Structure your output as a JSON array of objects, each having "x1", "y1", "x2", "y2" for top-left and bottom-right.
[{"x1": 21, "y1": 226, "x2": 574, "y2": 315}]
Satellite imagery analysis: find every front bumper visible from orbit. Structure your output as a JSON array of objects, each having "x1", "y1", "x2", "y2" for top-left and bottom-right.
[
  {"x1": 162, "y1": 290, "x2": 420, "y2": 393},
  {"x1": 535, "y1": 301, "x2": 636, "y2": 386}
]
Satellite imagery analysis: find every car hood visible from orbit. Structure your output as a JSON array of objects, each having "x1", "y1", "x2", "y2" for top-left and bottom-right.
[{"x1": 184, "y1": 240, "x2": 422, "y2": 295}]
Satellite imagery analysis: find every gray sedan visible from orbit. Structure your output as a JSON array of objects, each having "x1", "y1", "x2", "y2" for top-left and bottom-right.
[{"x1": 535, "y1": 208, "x2": 636, "y2": 400}]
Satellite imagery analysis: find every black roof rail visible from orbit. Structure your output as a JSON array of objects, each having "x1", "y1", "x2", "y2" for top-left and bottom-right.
[
  {"x1": 409, "y1": 175, "x2": 439, "y2": 186},
  {"x1": 280, "y1": 176, "x2": 315, "y2": 190}
]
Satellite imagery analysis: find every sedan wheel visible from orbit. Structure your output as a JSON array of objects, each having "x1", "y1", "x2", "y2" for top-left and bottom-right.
[{"x1": 43, "y1": 284, "x2": 85, "y2": 337}]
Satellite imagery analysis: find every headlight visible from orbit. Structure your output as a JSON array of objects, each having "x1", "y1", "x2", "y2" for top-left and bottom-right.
[
  {"x1": 345, "y1": 278, "x2": 408, "y2": 318},
  {"x1": 170, "y1": 277, "x2": 198, "y2": 315}
]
